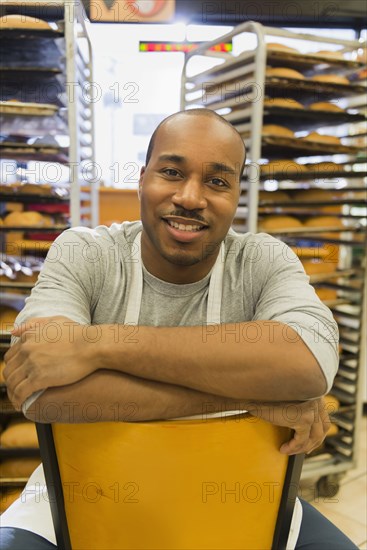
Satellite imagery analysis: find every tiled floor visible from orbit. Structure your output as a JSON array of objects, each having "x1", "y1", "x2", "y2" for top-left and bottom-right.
[{"x1": 299, "y1": 413, "x2": 367, "y2": 549}]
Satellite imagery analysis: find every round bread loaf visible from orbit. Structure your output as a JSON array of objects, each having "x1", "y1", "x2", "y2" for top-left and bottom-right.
[
  {"x1": 267, "y1": 43, "x2": 299, "y2": 54},
  {"x1": 259, "y1": 215, "x2": 302, "y2": 230},
  {"x1": 259, "y1": 190, "x2": 290, "y2": 203},
  {"x1": 19, "y1": 184, "x2": 53, "y2": 196},
  {"x1": 315, "y1": 50, "x2": 345, "y2": 60},
  {"x1": 307, "y1": 161, "x2": 341, "y2": 172},
  {"x1": 311, "y1": 74, "x2": 349, "y2": 85},
  {"x1": 262, "y1": 124, "x2": 294, "y2": 138},
  {"x1": 264, "y1": 97, "x2": 304, "y2": 109},
  {"x1": 324, "y1": 393, "x2": 340, "y2": 412},
  {"x1": 0, "y1": 306, "x2": 18, "y2": 332},
  {"x1": 261, "y1": 159, "x2": 308, "y2": 176},
  {"x1": 301, "y1": 259, "x2": 336, "y2": 275},
  {"x1": 294, "y1": 188, "x2": 339, "y2": 202},
  {"x1": 304, "y1": 216, "x2": 344, "y2": 239},
  {"x1": 309, "y1": 101, "x2": 344, "y2": 112},
  {"x1": 1, "y1": 458, "x2": 41, "y2": 478},
  {"x1": 301, "y1": 132, "x2": 341, "y2": 145},
  {"x1": 266, "y1": 67, "x2": 305, "y2": 80},
  {"x1": 0, "y1": 488, "x2": 23, "y2": 513},
  {"x1": 1, "y1": 421, "x2": 39, "y2": 449},
  {"x1": 315, "y1": 287, "x2": 338, "y2": 301},
  {"x1": 4, "y1": 211, "x2": 50, "y2": 227},
  {"x1": 0, "y1": 14, "x2": 51, "y2": 30}
]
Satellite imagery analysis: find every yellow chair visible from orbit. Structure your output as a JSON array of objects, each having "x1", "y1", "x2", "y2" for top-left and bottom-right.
[{"x1": 36, "y1": 414, "x2": 304, "y2": 550}]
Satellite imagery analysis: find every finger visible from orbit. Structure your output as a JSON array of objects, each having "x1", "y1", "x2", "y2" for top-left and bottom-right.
[
  {"x1": 4, "y1": 342, "x2": 22, "y2": 364},
  {"x1": 280, "y1": 424, "x2": 312, "y2": 455}
]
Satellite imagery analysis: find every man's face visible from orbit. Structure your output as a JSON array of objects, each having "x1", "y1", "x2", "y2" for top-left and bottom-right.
[{"x1": 139, "y1": 114, "x2": 244, "y2": 283}]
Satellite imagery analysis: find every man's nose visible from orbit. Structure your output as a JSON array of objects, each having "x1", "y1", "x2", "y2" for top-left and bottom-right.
[{"x1": 172, "y1": 178, "x2": 207, "y2": 211}]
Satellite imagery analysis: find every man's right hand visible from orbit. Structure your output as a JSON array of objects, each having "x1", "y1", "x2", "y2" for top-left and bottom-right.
[{"x1": 246, "y1": 397, "x2": 331, "y2": 455}]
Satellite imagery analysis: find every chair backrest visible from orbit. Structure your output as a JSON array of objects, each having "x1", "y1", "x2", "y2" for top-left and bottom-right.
[{"x1": 37, "y1": 414, "x2": 303, "y2": 550}]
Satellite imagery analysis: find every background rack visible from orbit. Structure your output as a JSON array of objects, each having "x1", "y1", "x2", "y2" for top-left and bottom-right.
[
  {"x1": 0, "y1": 0, "x2": 96, "y2": 511},
  {"x1": 181, "y1": 22, "x2": 366, "y2": 496}
]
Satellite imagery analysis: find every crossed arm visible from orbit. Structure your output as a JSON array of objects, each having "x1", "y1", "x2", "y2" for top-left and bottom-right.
[{"x1": 4, "y1": 315, "x2": 331, "y2": 455}]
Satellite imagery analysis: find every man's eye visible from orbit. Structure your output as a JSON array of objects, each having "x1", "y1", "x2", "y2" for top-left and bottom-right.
[
  {"x1": 162, "y1": 168, "x2": 180, "y2": 177},
  {"x1": 209, "y1": 177, "x2": 226, "y2": 187}
]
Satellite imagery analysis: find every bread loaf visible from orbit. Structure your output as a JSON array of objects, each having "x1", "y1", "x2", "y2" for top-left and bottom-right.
[
  {"x1": 261, "y1": 159, "x2": 308, "y2": 176},
  {"x1": 0, "y1": 488, "x2": 23, "y2": 513},
  {"x1": 266, "y1": 67, "x2": 305, "y2": 80},
  {"x1": 309, "y1": 101, "x2": 344, "y2": 112},
  {"x1": 267, "y1": 43, "x2": 299, "y2": 54},
  {"x1": 301, "y1": 259, "x2": 337, "y2": 275},
  {"x1": 1, "y1": 458, "x2": 41, "y2": 478},
  {"x1": 259, "y1": 216, "x2": 302, "y2": 230},
  {"x1": 264, "y1": 97, "x2": 304, "y2": 109},
  {"x1": 0, "y1": 306, "x2": 18, "y2": 332},
  {"x1": 301, "y1": 132, "x2": 341, "y2": 145},
  {"x1": 304, "y1": 216, "x2": 344, "y2": 239},
  {"x1": 262, "y1": 125, "x2": 294, "y2": 138},
  {"x1": 0, "y1": 14, "x2": 51, "y2": 30},
  {"x1": 259, "y1": 190, "x2": 290, "y2": 203},
  {"x1": 315, "y1": 288, "x2": 338, "y2": 301},
  {"x1": 311, "y1": 74, "x2": 349, "y2": 85},
  {"x1": 4, "y1": 211, "x2": 53, "y2": 227},
  {"x1": 315, "y1": 50, "x2": 345, "y2": 60},
  {"x1": 1, "y1": 421, "x2": 39, "y2": 449}
]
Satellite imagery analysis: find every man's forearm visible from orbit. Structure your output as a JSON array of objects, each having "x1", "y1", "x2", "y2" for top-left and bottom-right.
[
  {"x1": 25, "y1": 369, "x2": 245, "y2": 423},
  {"x1": 97, "y1": 321, "x2": 327, "y2": 401}
]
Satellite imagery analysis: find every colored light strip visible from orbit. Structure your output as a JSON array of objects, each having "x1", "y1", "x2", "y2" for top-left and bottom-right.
[{"x1": 139, "y1": 42, "x2": 232, "y2": 53}]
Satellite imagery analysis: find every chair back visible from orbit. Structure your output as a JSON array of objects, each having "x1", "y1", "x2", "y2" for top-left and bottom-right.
[{"x1": 37, "y1": 413, "x2": 303, "y2": 550}]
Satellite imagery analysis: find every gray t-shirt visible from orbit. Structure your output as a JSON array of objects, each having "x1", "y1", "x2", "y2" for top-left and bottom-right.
[{"x1": 16, "y1": 220, "x2": 338, "y2": 391}]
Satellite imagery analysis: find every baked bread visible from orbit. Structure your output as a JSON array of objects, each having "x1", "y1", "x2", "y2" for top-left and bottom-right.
[
  {"x1": 307, "y1": 161, "x2": 341, "y2": 172},
  {"x1": 262, "y1": 125, "x2": 294, "y2": 138},
  {"x1": 0, "y1": 14, "x2": 51, "y2": 30},
  {"x1": 0, "y1": 488, "x2": 23, "y2": 513},
  {"x1": 258, "y1": 215, "x2": 302, "y2": 230},
  {"x1": 267, "y1": 43, "x2": 299, "y2": 54},
  {"x1": 266, "y1": 67, "x2": 305, "y2": 80},
  {"x1": 301, "y1": 132, "x2": 341, "y2": 145},
  {"x1": 301, "y1": 259, "x2": 337, "y2": 276},
  {"x1": 304, "y1": 216, "x2": 344, "y2": 239},
  {"x1": 1, "y1": 420, "x2": 39, "y2": 449},
  {"x1": 0, "y1": 305, "x2": 18, "y2": 332},
  {"x1": 311, "y1": 74, "x2": 349, "y2": 85},
  {"x1": 259, "y1": 190, "x2": 290, "y2": 203},
  {"x1": 294, "y1": 188, "x2": 339, "y2": 202},
  {"x1": 261, "y1": 159, "x2": 308, "y2": 176},
  {"x1": 264, "y1": 97, "x2": 304, "y2": 109},
  {"x1": 0, "y1": 360, "x2": 5, "y2": 384},
  {"x1": 315, "y1": 50, "x2": 345, "y2": 60},
  {"x1": 4, "y1": 211, "x2": 52, "y2": 227},
  {"x1": 315, "y1": 287, "x2": 338, "y2": 301},
  {"x1": 324, "y1": 394, "x2": 340, "y2": 412},
  {"x1": 18, "y1": 184, "x2": 53, "y2": 196},
  {"x1": 1, "y1": 458, "x2": 41, "y2": 478},
  {"x1": 309, "y1": 101, "x2": 344, "y2": 112}
]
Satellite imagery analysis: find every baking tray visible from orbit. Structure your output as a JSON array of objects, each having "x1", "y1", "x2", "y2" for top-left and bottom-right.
[
  {"x1": 0, "y1": 22, "x2": 64, "y2": 39},
  {"x1": 0, "y1": 66, "x2": 62, "y2": 74},
  {"x1": 266, "y1": 49, "x2": 364, "y2": 70},
  {"x1": 1, "y1": 225, "x2": 68, "y2": 232},
  {"x1": 259, "y1": 169, "x2": 367, "y2": 180},
  {"x1": 0, "y1": 448, "x2": 40, "y2": 458},
  {"x1": 0, "y1": 192, "x2": 69, "y2": 203},
  {"x1": 265, "y1": 76, "x2": 366, "y2": 96},
  {"x1": 257, "y1": 135, "x2": 362, "y2": 157},
  {"x1": 0, "y1": 147, "x2": 68, "y2": 163},
  {"x1": 0, "y1": 100, "x2": 58, "y2": 116}
]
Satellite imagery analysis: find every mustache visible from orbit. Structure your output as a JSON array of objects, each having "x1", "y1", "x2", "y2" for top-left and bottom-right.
[{"x1": 163, "y1": 209, "x2": 209, "y2": 225}]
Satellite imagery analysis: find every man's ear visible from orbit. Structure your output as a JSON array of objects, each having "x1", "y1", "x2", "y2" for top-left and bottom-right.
[{"x1": 138, "y1": 167, "x2": 145, "y2": 200}]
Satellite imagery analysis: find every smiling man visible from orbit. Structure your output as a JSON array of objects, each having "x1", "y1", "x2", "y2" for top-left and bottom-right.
[{"x1": 1, "y1": 109, "x2": 358, "y2": 550}]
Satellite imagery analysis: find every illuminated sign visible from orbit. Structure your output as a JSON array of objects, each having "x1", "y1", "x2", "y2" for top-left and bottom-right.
[
  {"x1": 139, "y1": 42, "x2": 233, "y2": 53},
  {"x1": 90, "y1": 0, "x2": 175, "y2": 23}
]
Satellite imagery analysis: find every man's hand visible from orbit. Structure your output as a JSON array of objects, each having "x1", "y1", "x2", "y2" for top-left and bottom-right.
[
  {"x1": 3, "y1": 316, "x2": 97, "y2": 410},
  {"x1": 247, "y1": 397, "x2": 331, "y2": 455}
]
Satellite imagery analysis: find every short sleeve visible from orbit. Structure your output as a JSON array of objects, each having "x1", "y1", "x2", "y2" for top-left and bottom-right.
[{"x1": 250, "y1": 233, "x2": 339, "y2": 393}]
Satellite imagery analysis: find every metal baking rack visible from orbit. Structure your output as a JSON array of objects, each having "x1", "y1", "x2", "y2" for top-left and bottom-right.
[
  {"x1": 181, "y1": 22, "x2": 366, "y2": 496},
  {"x1": 0, "y1": 0, "x2": 97, "y2": 508}
]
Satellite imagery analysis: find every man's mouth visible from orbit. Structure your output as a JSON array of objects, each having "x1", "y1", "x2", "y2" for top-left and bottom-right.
[{"x1": 162, "y1": 217, "x2": 208, "y2": 233}]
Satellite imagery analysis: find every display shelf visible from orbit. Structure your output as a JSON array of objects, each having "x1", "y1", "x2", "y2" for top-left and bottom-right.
[{"x1": 182, "y1": 21, "x2": 367, "y2": 494}]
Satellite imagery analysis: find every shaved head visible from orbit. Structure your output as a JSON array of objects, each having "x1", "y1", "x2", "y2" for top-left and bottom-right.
[{"x1": 145, "y1": 109, "x2": 246, "y2": 179}]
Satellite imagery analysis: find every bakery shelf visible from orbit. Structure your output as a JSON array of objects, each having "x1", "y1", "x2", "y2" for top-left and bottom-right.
[
  {"x1": 0, "y1": 101, "x2": 58, "y2": 116},
  {"x1": 0, "y1": 225, "x2": 69, "y2": 232},
  {"x1": 0, "y1": 193, "x2": 69, "y2": 204},
  {"x1": 0, "y1": 448, "x2": 40, "y2": 458},
  {"x1": 0, "y1": 478, "x2": 35, "y2": 486}
]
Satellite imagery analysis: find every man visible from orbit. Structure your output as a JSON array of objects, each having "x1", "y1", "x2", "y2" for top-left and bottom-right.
[{"x1": 1, "y1": 109, "x2": 358, "y2": 549}]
